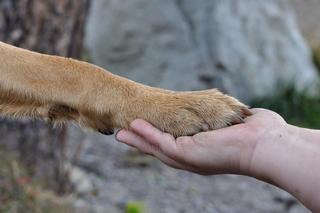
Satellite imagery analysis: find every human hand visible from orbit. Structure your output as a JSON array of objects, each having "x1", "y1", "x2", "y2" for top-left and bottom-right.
[
  {"x1": 117, "y1": 108, "x2": 320, "y2": 212},
  {"x1": 116, "y1": 108, "x2": 287, "y2": 176}
]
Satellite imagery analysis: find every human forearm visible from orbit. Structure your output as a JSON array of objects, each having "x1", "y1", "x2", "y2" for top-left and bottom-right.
[{"x1": 250, "y1": 124, "x2": 320, "y2": 212}]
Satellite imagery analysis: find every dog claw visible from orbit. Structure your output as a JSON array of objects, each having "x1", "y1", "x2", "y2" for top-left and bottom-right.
[
  {"x1": 98, "y1": 129, "x2": 114, "y2": 135},
  {"x1": 242, "y1": 107, "x2": 252, "y2": 116}
]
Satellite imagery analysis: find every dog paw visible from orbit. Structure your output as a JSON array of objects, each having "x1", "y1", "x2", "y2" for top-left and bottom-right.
[
  {"x1": 120, "y1": 89, "x2": 250, "y2": 137},
  {"x1": 76, "y1": 88, "x2": 249, "y2": 137}
]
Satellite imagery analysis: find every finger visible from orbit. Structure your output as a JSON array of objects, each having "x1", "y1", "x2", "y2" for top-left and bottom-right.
[
  {"x1": 129, "y1": 119, "x2": 180, "y2": 157},
  {"x1": 116, "y1": 129, "x2": 188, "y2": 170},
  {"x1": 193, "y1": 124, "x2": 249, "y2": 145},
  {"x1": 116, "y1": 129, "x2": 156, "y2": 154},
  {"x1": 241, "y1": 108, "x2": 266, "y2": 122},
  {"x1": 129, "y1": 119, "x2": 173, "y2": 145},
  {"x1": 249, "y1": 108, "x2": 270, "y2": 114}
]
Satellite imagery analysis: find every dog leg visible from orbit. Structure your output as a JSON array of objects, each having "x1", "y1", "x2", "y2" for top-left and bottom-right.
[{"x1": 0, "y1": 42, "x2": 249, "y2": 137}]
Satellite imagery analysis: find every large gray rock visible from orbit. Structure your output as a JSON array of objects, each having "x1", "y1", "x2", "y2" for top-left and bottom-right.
[
  {"x1": 290, "y1": 0, "x2": 320, "y2": 46},
  {"x1": 85, "y1": 0, "x2": 318, "y2": 101}
]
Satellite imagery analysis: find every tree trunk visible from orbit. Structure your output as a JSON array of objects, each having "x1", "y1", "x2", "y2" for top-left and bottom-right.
[{"x1": 0, "y1": 0, "x2": 90, "y2": 194}]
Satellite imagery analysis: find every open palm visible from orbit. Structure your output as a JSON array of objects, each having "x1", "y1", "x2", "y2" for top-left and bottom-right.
[{"x1": 116, "y1": 108, "x2": 287, "y2": 175}]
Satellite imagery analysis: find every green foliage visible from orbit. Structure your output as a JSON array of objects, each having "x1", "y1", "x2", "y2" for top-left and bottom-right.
[
  {"x1": 313, "y1": 46, "x2": 320, "y2": 72},
  {"x1": 251, "y1": 87, "x2": 320, "y2": 129},
  {"x1": 126, "y1": 201, "x2": 146, "y2": 213}
]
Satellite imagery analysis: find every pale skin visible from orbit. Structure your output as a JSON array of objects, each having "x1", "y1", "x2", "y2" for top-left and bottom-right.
[{"x1": 116, "y1": 108, "x2": 320, "y2": 212}]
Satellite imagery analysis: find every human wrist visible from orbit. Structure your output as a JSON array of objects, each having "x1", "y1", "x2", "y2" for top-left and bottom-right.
[
  {"x1": 247, "y1": 123, "x2": 320, "y2": 211},
  {"x1": 244, "y1": 122, "x2": 295, "y2": 184}
]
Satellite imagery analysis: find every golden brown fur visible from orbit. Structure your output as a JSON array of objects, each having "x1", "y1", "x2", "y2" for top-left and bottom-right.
[{"x1": 0, "y1": 42, "x2": 249, "y2": 137}]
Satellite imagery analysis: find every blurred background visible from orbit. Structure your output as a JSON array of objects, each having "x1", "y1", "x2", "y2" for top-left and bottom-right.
[{"x1": 0, "y1": 0, "x2": 319, "y2": 212}]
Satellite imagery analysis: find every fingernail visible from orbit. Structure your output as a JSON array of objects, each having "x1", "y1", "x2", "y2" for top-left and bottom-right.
[{"x1": 115, "y1": 130, "x2": 125, "y2": 142}]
